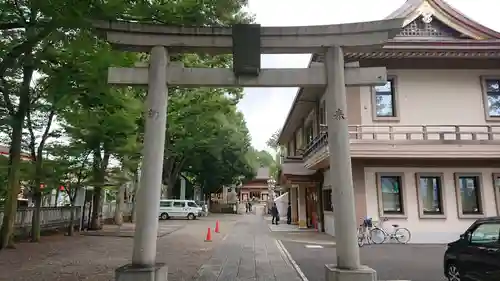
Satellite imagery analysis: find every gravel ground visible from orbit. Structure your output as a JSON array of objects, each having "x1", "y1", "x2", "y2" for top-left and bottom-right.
[{"x1": 0, "y1": 215, "x2": 240, "y2": 281}]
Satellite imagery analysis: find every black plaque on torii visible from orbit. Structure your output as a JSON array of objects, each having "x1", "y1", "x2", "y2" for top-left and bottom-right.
[{"x1": 232, "y1": 24, "x2": 261, "y2": 77}]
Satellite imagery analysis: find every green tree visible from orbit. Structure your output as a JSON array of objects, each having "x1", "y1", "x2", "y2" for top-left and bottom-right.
[
  {"x1": 44, "y1": 143, "x2": 92, "y2": 236},
  {"x1": 247, "y1": 149, "x2": 275, "y2": 170},
  {"x1": 23, "y1": 77, "x2": 70, "y2": 242},
  {"x1": 163, "y1": 86, "x2": 245, "y2": 196},
  {"x1": 186, "y1": 110, "x2": 255, "y2": 195},
  {"x1": 0, "y1": 0, "x2": 141, "y2": 249},
  {"x1": 266, "y1": 130, "x2": 283, "y2": 181},
  {"x1": 0, "y1": 0, "x2": 254, "y2": 246},
  {"x1": 266, "y1": 129, "x2": 280, "y2": 151}
]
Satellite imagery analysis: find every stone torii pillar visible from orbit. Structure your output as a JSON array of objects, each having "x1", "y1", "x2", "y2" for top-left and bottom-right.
[{"x1": 94, "y1": 18, "x2": 403, "y2": 281}]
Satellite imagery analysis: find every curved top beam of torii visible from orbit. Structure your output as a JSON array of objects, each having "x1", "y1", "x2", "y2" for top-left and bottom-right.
[{"x1": 93, "y1": 18, "x2": 405, "y2": 54}]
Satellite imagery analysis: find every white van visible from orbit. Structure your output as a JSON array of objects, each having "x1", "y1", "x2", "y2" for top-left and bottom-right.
[{"x1": 158, "y1": 199, "x2": 202, "y2": 220}]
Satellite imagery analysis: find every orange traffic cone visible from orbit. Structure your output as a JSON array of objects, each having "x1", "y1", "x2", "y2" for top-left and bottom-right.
[
  {"x1": 205, "y1": 227, "x2": 212, "y2": 242},
  {"x1": 215, "y1": 220, "x2": 220, "y2": 233}
]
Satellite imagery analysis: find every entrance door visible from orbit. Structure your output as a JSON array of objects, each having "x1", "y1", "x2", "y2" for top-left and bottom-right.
[{"x1": 306, "y1": 186, "x2": 318, "y2": 228}]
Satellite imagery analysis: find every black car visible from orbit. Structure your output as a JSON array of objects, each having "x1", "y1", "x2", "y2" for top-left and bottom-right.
[{"x1": 444, "y1": 216, "x2": 500, "y2": 281}]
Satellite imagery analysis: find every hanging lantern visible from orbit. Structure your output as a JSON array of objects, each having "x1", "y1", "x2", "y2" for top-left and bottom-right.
[{"x1": 59, "y1": 185, "x2": 65, "y2": 191}]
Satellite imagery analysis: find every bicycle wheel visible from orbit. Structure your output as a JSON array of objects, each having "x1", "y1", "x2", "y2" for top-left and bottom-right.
[
  {"x1": 369, "y1": 227, "x2": 387, "y2": 244},
  {"x1": 394, "y1": 228, "x2": 411, "y2": 244}
]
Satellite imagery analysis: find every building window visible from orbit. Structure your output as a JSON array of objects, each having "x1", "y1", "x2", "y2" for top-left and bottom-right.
[
  {"x1": 323, "y1": 189, "x2": 333, "y2": 211},
  {"x1": 305, "y1": 123, "x2": 314, "y2": 144},
  {"x1": 455, "y1": 174, "x2": 483, "y2": 216},
  {"x1": 416, "y1": 173, "x2": 445, "y2": 218},
  {"x1": 483, "y1": 78, "x2": 500, "y2": 118},
  {"x1": 372, "y1": 78, "x2": 398, "y2": 119},
  {"x1": 377, "y1": 173, "x2": 405, "y2": 216},
  {"x1": 295, "y1": 129, "x2": 303, "y2": 151}
]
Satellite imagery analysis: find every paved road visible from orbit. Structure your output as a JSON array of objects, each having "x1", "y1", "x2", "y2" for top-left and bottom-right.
[
  {"x1": 282, "y1": 241, "x2": 448, "y2": 281},
  {"x1": 194, "y1": 208, "x2": 303, "y2": 281}
]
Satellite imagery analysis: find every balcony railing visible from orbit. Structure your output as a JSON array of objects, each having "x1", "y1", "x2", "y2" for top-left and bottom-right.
[{"x1": 304, "y1": 124, "x2": 500, "y2": 160}]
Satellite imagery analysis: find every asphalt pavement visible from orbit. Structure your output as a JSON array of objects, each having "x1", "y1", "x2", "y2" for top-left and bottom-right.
[{"x1": 281, "y1": 241, "x2": 448, "y2": 281}]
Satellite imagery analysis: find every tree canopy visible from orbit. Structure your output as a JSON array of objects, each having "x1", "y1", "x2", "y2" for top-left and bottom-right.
[{"x1": 0, "y1": 0, "x2": 259, "y2": 249}]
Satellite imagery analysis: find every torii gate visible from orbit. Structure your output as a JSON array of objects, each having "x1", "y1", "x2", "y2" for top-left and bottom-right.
[{"x1": 94, "y1": 18, "x2": 404, "y2": 281}]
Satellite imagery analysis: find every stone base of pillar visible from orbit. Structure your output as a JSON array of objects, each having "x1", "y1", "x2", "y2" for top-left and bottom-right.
[
  {"x1": 325, "y1": 264, "x2": 376, "y2": 281},
  {"x1": 298, "y1": 220, "x2": 307, "y2": 228},
  {"x1": 116, "y1": 263, "x2": 168, "y2": 281}
]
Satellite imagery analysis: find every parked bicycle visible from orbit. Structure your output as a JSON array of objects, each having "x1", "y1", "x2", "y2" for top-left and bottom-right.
[
  {"x1": 369, "y1": 218, "x2": 411, "y2": 244},
  {"x1": 357, "y1": 217, "x2": 373, "y2": 247}
]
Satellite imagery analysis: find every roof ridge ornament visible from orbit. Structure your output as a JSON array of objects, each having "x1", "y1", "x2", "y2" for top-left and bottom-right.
[
  {"x1": 422, "y1": 12, "x2": 433, "y2": 24},
  {"x1": 418, "y1": 1, "x2": 434, "y2": 24}
]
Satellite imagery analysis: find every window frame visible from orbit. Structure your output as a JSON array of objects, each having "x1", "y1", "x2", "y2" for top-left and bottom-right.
[
  {"x1": 454, "y1": 173, "x2": 486, "y2": 219},
  {"x1": 480, "y1": 76, "x2": 500, "y2": 121},
  {"x1": 304, "y1": 121, "x2": 314, "y2": 145},
  {"x1": 415, "y1": 173, "x2": 446, "y2": 219},
  {"x1": 376, "y1": 172, "x2": 407, "y2": 218},
  {"x1": 322, "y1": 188, "x2": 333, "y2": 212},
  {"x1": 371, "y1": 76, "x2": 400, "y2": 121},
  {"x1": 492, "y1": 173, "x2": 500, "y2": 216}
]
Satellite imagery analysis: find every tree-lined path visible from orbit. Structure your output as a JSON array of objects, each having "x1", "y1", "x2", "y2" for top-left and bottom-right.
[{"x1": 0, "y1": 0, "x2": 268, "y2": 250}]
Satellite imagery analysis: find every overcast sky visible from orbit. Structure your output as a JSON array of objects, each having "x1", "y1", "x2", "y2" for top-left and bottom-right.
[{"x1": 238, "y1": 0, "x2": 500, "y2": 152}]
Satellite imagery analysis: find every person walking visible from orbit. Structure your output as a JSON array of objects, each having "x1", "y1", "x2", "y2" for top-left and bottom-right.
[
  {"x1": 286, "y1": 202, "x2": 292, "y2": 224},
  {"x1": 271, "y1": 203, "x2": 279, "y2": 225}
]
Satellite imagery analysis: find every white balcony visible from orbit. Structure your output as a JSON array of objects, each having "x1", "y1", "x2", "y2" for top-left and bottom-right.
[{"x1": 304, "y1": 125, "x2": 500, "y2": 169}]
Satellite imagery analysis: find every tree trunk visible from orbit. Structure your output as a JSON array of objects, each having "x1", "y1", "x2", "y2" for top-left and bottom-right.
[
  {"x1": 67, "y1": 196, "x2": 78, "y2": 237},
  {"x1": 90, "y1": 187, "x2": 103, "y2": 230},
  {"x1": 0, "y1": 123, "x2": 24, "y2": 249},
  {"x1": 30, "y1": 191, "x2": 42, "y2": 242},
  {"x1": 166, "y1": 180, "x2": 175, "y2": 199},
  {"x1": 114, "y1": 184, "x2": 125, "y2": 225},
  {"x1": 0, "y1": 30, "x2": 35, "y2": 250},
  {"x1": 130, "y1": 198, "x2": 136, "y2": 223},
  {"x1": 130, "y1": 169, "x2": 140, "y2": 223},
  {"x1": 30, "y1": 159, "x2": 44, "y2": 242},
  {"x1": 89, "y1": 147, "x2": 109, "y2": 230},
  {"x1": 67, "y1": 203, "x2": 75, "y2": 236},
  {"x1": 54, "y1": 188, "x2": 59, "y2": 207}
]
